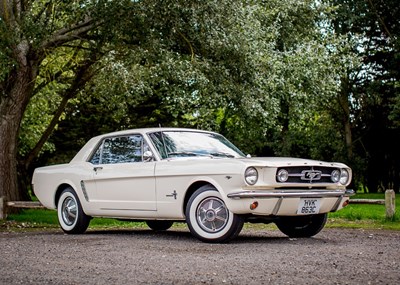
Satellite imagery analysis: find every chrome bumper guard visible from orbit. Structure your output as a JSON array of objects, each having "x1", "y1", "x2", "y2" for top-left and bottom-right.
[{"x1": 227, "y1": 189, "x2": 355, "y2": 199}]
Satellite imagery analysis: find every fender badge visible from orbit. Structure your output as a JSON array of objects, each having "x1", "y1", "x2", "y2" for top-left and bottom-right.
[{"x1": 166, "y1": 190, "x2": 178, "y2": 200}]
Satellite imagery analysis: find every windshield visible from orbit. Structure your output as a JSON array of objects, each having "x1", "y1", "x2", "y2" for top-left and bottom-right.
[{"x1": 148, "y1": 131, "x2": 245, "y2": 159}]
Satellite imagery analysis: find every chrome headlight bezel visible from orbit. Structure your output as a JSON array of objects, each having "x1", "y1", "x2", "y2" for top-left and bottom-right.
[
  {"x1": 245, "y1": 167, "x2": 258, "y2": 185},
  {"x1": 276, "y1": 169, "x2": 289, "y2": 182},
  {"x1": 331, "y1": 169, "x2": 341, "y2": 183},
  {"x1": 340, "y1": 169, "x2": 350, "y2": 185}
]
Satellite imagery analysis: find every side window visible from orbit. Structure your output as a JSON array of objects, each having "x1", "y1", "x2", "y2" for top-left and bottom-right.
[
  {"x1": 90, "y1": 135, "x2": 148, "y2": 164},
  {"x1": 149, "y1": 132, "x2": 168, "y2": 159},
  {"x1": 90, "y1": 146, "x2": 102, "y2": 165},
  {"x1": 149, "y1": 132, "x2": 162, "y2": 159}
]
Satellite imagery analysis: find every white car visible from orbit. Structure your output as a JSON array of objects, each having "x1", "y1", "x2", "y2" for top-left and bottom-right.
[{"x1": 32, "y1": 128, "x2": 353, "y2": 242}]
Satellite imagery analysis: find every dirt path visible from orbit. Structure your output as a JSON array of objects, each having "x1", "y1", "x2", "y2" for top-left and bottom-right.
[{"x1": 0, "y1": 227, "x2": 399, "y2": 284}]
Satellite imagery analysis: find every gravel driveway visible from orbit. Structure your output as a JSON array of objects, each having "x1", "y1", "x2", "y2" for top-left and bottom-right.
[{"x1": 1, "y1": 227, "x2": 399, "y2": 284}]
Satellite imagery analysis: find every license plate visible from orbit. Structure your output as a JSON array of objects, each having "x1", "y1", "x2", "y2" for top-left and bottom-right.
[{"x1": 297, "y1": 198, "x2": 321, "y2": 215}]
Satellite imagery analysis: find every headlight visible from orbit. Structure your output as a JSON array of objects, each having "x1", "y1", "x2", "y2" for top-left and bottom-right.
[
  {"x1": 340, "y1": 169, "x2": 350, "y2": 185},
  {"x1": 277, "y1": 169, "x2": 289, "y2": 182},
  {"x1": 331, "y1": 169, "x2": 340, "y2": 183},
  {"x1": 331, "y1": 169, "x2": 350, "y2": 185},
  {"x1": 245, "y1": 167, "x2": 258, "y2": 185}
]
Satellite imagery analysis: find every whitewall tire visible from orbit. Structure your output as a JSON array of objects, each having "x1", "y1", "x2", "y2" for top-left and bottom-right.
[
  {"x1": 186, "y1": 185, "x2": 244, "y2": 243},
  {"x1": 57, "y1": 187, "x2": 90, "y2": 234}
]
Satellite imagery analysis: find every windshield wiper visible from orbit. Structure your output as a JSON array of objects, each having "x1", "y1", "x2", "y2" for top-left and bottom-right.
[
  {"x1": 209, "y1": 152, "x2": 235, "y2": 158},
  {"x1": 167, "y1": 152, "x2": 200, "y2": 157}
]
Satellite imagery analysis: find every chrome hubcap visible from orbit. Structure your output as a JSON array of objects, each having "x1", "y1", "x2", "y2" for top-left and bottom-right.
[
  {"x1": 62, "y1": 197, "x2": 77, "y2": 226},
  {"x1": 197, "y1": 197, "x2": 229, "y2": 233}
]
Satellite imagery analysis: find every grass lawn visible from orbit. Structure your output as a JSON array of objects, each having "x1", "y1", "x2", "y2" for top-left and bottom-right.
[
  {"x1": 327, "y1": 193, "x2": 400, "y2": 230},
  {"x1": 2, "y1": 193, "x2": 399, "y2": 231}
]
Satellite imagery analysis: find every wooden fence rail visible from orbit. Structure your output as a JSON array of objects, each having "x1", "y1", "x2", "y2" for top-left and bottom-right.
[
  {"x1": 0, "y1": 198, "x2": 44, "y2": 220},
  {"x1": 350, "y1": 199, "x2": 385, "y2": 205},
  {"x1": 6, "y1": 201, "x2": 44, "y2": 209},
  {"x1": 0, "y1": 190, "x2": 396, "y2": 220}
]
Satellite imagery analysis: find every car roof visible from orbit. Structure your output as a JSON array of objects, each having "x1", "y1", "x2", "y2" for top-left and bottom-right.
[
  {"x1": 92, "y1": 127, "x2": 216, "y2": 139},
  {"x1": 70, "y1": 128, "x2": 220, "y2": 163}
]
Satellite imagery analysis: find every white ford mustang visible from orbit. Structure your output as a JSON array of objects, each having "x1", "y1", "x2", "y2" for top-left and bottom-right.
[{"x1": 32, "y1": 128, "x2": 354, "y2": 242}]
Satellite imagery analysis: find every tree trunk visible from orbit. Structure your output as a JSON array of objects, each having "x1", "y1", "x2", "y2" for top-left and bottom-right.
[
  {"x1": 338, "y1": 77, "x2": 353, "y2": 160},
  {"x1": 0, "y1": 58, "x2": 37, "y2": 202},
  {"x1": 0, "y1": 117, "x2": 20, "y2": 201}
]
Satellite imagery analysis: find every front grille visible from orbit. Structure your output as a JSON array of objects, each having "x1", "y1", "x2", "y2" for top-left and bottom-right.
[
  {"x1": 276, "y1": 166, "x2": 338, "y2": 184},
  {"x1": 276, "y1": 186, "x2": 328, "y2": 190}
]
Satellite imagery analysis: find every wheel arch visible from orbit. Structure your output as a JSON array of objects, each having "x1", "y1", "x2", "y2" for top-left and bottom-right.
[
  {"x1": 183, "y1": 181, "x2": 215, "y2": 216},
  {"x1": 54, "y1": 183, "x2": 76, "y2": 208}
]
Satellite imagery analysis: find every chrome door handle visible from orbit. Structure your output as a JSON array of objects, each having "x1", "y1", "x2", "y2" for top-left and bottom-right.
[{"x1": 93, "y1": 166, "x2": 103, "y2": 172}]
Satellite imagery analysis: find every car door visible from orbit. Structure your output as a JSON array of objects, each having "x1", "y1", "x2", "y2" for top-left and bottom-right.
[{"x1": 89, "y1": 134, "x2": 156, "y2": 211}]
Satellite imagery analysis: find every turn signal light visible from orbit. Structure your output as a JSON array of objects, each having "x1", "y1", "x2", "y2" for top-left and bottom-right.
[
  {"x1": 250, "y1": 201, "x2": 259, "y2": 210},
  {"x1": 342, "y1": 200, "x2": 350, "y2": 208}
]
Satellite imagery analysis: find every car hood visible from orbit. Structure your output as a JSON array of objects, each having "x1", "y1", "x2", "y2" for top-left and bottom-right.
[{"x1": 239, "y1": 157, "x2": 349, "y2": 169}]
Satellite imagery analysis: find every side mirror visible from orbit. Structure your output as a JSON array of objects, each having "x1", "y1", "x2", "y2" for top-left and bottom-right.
[
  {"x1": 143, "y1": 151, "x2": 154, "y2": 162},
  {"x1": 246, "y1": 154, "x2": 252, "y2": 158}
]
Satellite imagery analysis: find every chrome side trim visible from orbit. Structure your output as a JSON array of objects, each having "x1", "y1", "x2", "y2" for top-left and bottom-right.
[{"x1": 227, "y1": 189, "x2": 354, "y2": 200}]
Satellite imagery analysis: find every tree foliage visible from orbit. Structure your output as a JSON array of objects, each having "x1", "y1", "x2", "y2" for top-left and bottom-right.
[
  {"x1": 327, "y1": 0, "x2": 400, "y2": 192},
  {"x1": 38, "y1": 0, "x2": 355, "y2": 165}
]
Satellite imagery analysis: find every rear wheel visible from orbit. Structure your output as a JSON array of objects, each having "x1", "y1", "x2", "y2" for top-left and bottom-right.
[
  {"x1": 275, "y1": 213, "x2": 327, "y2": 238},
  {"x1": 146, "y1": 220, "x2": 174, "y2": 231},
  {"x1": 186, "y1": 185, "x2": 244, "y2": 243},
  {"x1": 57, "y1": 188, "x2": 90, "y2": 234}
]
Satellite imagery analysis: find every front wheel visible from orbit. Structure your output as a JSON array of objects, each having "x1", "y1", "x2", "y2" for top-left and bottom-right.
[
  {"x1": 57, "y1": 187, "x2": 90, "y2": 234},
  {"x1": 186, "y1": 185, "x2": 244, "y2": 243},
  {"x1": 275, "y1": 213, "x2": 327, "y2": 238}
]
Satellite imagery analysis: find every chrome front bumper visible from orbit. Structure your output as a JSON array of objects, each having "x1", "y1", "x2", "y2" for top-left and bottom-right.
[
  {"x1": 227, "y1": 189, "x2": 355, "y2": 199},
  {"x1": 226, "y1": 189, "x2": 355, "y2": 215}
]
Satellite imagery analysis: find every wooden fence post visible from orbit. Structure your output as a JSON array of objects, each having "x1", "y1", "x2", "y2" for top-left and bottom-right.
[
  {"x1": 385, "y1": 189, "x2": 396, "y2": 220},
  {"x1": 0, "y1": 196, "x2": 5, "y2": 220}
]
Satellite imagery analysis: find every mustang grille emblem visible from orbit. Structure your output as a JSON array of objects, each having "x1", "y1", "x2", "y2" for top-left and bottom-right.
[{"x1": 301, "y1": 169, "x2": 322, "y2": 182}]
